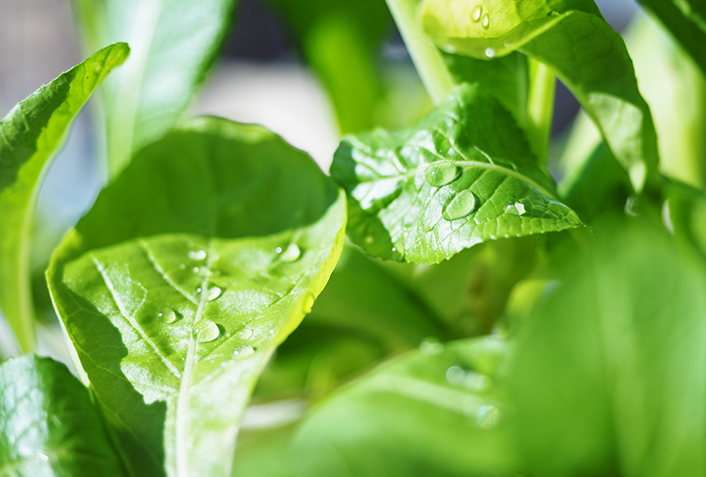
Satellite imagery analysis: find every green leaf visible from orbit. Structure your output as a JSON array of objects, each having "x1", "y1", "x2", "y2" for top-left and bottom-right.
[
  {"x1": 509, "y1": 219, "x2": 706, "y2": 477},
  {"x1": 0, "y1": 355, "x2": 128, "y2": 477},
  {"x1": 421, "y1": 1, "x2": 659, "y2": 191},
  {"x1": 331, "y1": 83, "x2": 582, "y2": 264},
  {"x1": 636, "y1": 0, "x2": 706, "y2": 77},
  {"x1": 233, "y1": 336, "x2": 521, "y2": 476},
  {"x1": 72, "y1": 0, "x2": 237, "y2": 177},
  {"x1": 0, "y1": 43, "x2": 128, "y2": 353},
  {"x1": 46, "y1": 118, "x2": 347, "y2": 477}
]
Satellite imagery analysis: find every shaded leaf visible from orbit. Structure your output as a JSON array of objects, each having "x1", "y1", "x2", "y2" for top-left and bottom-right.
[
  {"x1": 331, "y1": 83, "x2": 582, "y2": 264},
  {"x1": 0, "y1": 43, "x2": 128, "y2": 352},
  {"x1": 233, "y1": 336, "x2": 521, "y2": 477},
  {"x1": 421, "y1": 1, "x2": 659, "y2": 191},
  {"x1": 47, "y1": 118, "x2": 346, "y2": 477},
  {"x1": 0, "y1": 355, "x2": 128, "y2": 477},
  {"x1": 73, "y1": 0, "x2": 238, "y2": 177}
]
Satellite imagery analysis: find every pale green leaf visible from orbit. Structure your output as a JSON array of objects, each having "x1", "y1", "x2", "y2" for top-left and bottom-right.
[
  {"x1": 0, "y1": 355, "x2": 128, "y2": 477},
  {"x1": 233, "y1": 336, "x2": 521, "y2": 477},
  {"x1": 331, "y1": 83, "x2": 582, "y2": 264},
  {"x1": 421, "y1": 1, "x2": 659, "y2": 191},
  {"x1": 46, "y1": 118, "x2": 346, "y2": 477},
  {"x1": 73, "y1": 0, "x2": 237, "y2": 177},
  {"x1": 510, "y1": 219, "x2": 706, "y2": 477},
  {"x1": 0, "y1": 43, "x2": 128, "y2": 352}
]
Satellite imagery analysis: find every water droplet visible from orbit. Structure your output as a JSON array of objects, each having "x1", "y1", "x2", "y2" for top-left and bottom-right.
[
  {"x1": 158, "y1": 309, "x2": 178, "y2": 324},
  {"x1": 303, "y1": 293, "x2": 315, "y2": 314},
  {"x1": 280, "y1": 243, "x2": 301, "y2": 262},
  {"x1": 392, "y1": 247, "x2": 397, "y2": 253},
  {"x1": 481, "y1": 13, "x2": 490, "y2": 28},
  {"x1": 625, "y1": 196, "x2": 639, "y2": 217},
  {"x1": 238, "y1": 327, "x2": 253, "y2": 340},
  {"x1": 193, "y1": 267, "x2": 200, "y2": 274},
  {"x1": 446, "y1": 366, "x2": 466, "y2": 385},
  {"x1": 471, "y1": 5, "x2": 482, "y2": 22},
  {"x1": 425, "y1": 163, "x2": 462, "y2": 187},
  {"x1": 443, "y1": 190, "x2": 479, "y2": 221},
  {"x1": 466, "y1": 372, "x2": 491, "y2": 392},
  {"x1": 420, "y1": 340, "x2": 443, "y2": 355},
  {"x1": 505, "y1": 201, "x2": 526, "y2": 216},
  {"x1": 37, "y1": 452, "x2": 49, "y2": 462},
  {"x1": 195, "y1": 320, "x2": 220, "y2": 343},
  {"x1": 206, "y1": 286, "x2": 222, "y2": 301},
  {"x1": 485, "y1": 47, "x2": 496, "y2": 58},
  {"x1": 662, "y1": 199, "x2": 674, "y2": 234},
  {"x1": 195, "y1": 286, "x2": 203, "y2": 296},
  {"x1": 476, "y1": 404, "x2": 501, "y2": 429},
  {"x1": 275, "y1": 246, "x2": 283, "y2": 254},
  {"x1": 188, "y1": 250, "x2": 207, "y2": 261},
  {"x1": 268, "y1": 329, "x2": 275, "y2": 335},
  {"x1": 233, "y1": 344, "x2": 255, "y2": 358}
]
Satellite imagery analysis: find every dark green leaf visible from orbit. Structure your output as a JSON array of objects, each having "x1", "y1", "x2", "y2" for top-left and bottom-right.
[
  {"x1": 0, "y1": 43, "x2": 128, "y2": 352},
  {"x1": 233, "y1": 336, "x2": 521, "y2": 477},
  {"x1": 421, "y1": 1, "x2": 659, "y2": 191},
  {"x1": 510, "y1": 219, "x2": 706, "y2": 477},
  {"x1": 72, "y1": 0, "x2": 238, "y2": 177},
  {"x1": 0, "y1": 355, "x2": 127, "y2": 477},
  {"x1": 46, "y1": 118, "x2": 346, "y2": 477},
  {"x1": 331, "y1": 83, "x2": 582, "y2": 264},
  {"x1": 636, "y1": 0, "x2": 706, "y2": 77}
]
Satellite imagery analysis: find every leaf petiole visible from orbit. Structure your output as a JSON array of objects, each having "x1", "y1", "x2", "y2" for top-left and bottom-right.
[{"x1": 526, "y1": 58, "x2": 556, "y2": 167}]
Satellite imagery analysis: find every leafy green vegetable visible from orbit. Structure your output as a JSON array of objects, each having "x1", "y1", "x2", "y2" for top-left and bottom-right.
[
  {"x1": 331, "y1": 83, "x2": 582, "y2": 264},
  {"x1": 0, "y1": 355, "x2": 128, "y2": 477},
  {"x1": 233, "y1": 336, "x2": 521, "y2": 477},
  {"x1": 421, "y1": 1, "x2": 659, "y2": 191},
  {"x1": 510, "y1": 219, "x2": 706, "y2": 477},
  {"x1": 0, "y1": 43, "x2": 128, "y2": 353},
  {"x1": 72, "y1": 0, "x2": 237, "y2": 177},
  {"x1": 636, "y1": 0, "x2": 706, "y2": 76},
  {"x1": 46, "y1": 118, "x2": 346, "y2": 477}
]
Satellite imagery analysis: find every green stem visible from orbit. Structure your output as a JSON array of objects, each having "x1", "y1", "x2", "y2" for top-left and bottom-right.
[
  {"x1": 385, "y1": 0, "x2": 454, "y2": 105},
  {"x1": 526, "y1": 59, "x2": 556, "y2": 167}
]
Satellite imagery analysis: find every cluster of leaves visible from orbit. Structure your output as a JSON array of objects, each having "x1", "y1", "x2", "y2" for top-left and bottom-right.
[{"x1": 2, "y1": 0, "x2": 706, "y2": 476}]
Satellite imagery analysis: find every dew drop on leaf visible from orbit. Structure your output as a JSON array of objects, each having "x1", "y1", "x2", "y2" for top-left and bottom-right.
[
  {"x1": 481, "y1": 13, "x2": 490, "y2": 28},
  {"x1": 425, "y1": 163, "x2": 462, "y2": 187},
  {"x1": 238, "y1": 327, "x2": 253, "y2": 340},
  {"x1": 158, "y1": 308, "x2": 178, "y2": 324},
  {"x1": 275, "y1": 246, "x2": 283, "y2": 254},
  {"x1": 420, "y1": 339, "x2": 443, "y2": 355},
  {"x1": 505, "y1": 201, "x2": 526, "y2": 216},
  {"x1": 233, "y1": 344, "x2": 255, "y2": 358},
  {"x1": 471, "y1": 5, "x2": 482, "y2": 22},
  {"x1": 206, "y1": 286, "x2": 222, "y2": 301},
  {"x1": 442, "y1": 190, "x2": 479, "y2": 220},
  {"x1": 195, "y1": 320, "x2": 220, "y2": 343},
  {"x1": 188, "y1": 250, "x2": 207, "y2": 260},
  {"x1": 446, "y1": 366, "x2": 466, "y2": 385},
  {"x1": 476, "y1": 404, "x2": 500, "y2": 429},
  {"x1": 280, "y1": 243, "x2": 301, "y2": 262},
  {"x1": 193, "y1": 267, "x2": 200, "y2": 274},
  {"x1": 485, "y1": 47, "x2": 496, "y2": 58}
]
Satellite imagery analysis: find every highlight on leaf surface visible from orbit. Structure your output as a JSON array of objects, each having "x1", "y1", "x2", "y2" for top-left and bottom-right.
[
  {"x1": 46, "y1": 118, "x2": 347, "y2": 477},
  {"x1": 331, "y1": 83, "x2": 582, "y2": 264},
  {"x1": 421, "y1": 0, "x2": 659, "y2": 192},
  {"x1": 0, "y1": 43, "x2": 129, "y2": 353}
]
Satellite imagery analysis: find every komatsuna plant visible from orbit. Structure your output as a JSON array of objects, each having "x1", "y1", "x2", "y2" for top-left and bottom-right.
[{"x1": 2, "y1": 0, "x2": 706, "y2": 476}]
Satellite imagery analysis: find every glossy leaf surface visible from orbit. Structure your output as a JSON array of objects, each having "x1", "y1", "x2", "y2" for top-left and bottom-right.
[
  {"x1": 73, "y1": 0, "x2": 237, "y2": 177},
  {"x1": 510, "y1": 220, "x2": 706, "y2": 477},
  {"x1": 0, "y1": 355, "x2": 127, "y2": 477},
  {"x1": 421, "y1": 2, "x2": 659, "y2": 191},
  {"x1": 0, "y1": 43, "x2": 128, "y2": 352},
  {"x1": 233, "y1": 337, "x2": 521, "y2": 477},
  {"x1": 47, "y1": 118, "x2": 346, "y2": 477},
  {"x1": 331, "y1": 83, "x2": 582, "y2": 264}
]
